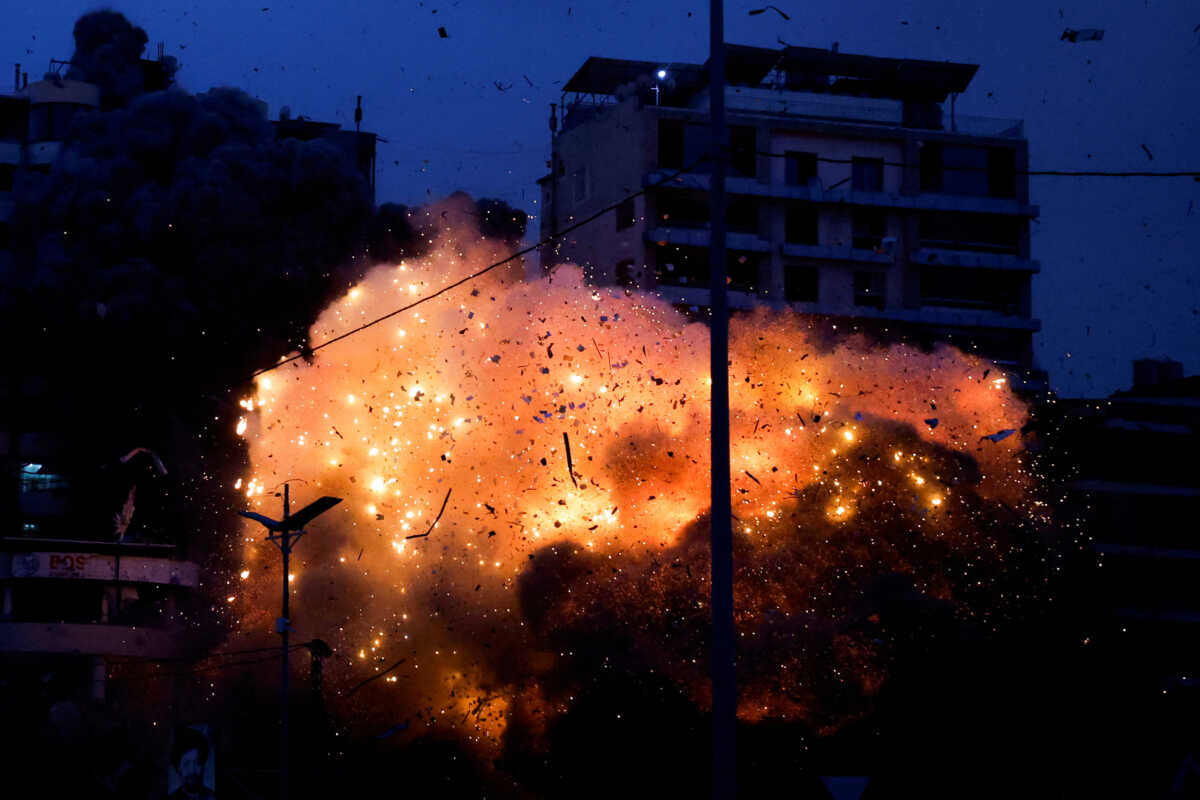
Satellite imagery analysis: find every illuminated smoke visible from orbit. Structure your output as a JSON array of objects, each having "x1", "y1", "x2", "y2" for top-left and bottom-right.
[{"x1": 228, "y1": 204, "x2": 1044, "y2": 751}]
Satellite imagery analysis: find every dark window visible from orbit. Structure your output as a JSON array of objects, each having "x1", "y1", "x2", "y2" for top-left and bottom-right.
[
  {"x1": 0, "y1": 97, "x2": 29, "y2": 141},
  {"x1": 653, "y1": 246, "x2": 757, "y2": 292},
  {"x1": 658, "y1": 120, "x2": 684, "y2": 169},
  {"x1": 920, "y1": 143, "x2": 943, "y2": 192},
  {"x1": 726, "y1": 197, "x2": 759, "y2": 235},
  {"x1": 785, "y1": 151, "x2": 818, "y2": 185},
  {"x1": 851, "y1": 157, "x2": 883, "y2": 192},
  {"x1": 785, "y1": 266, "x2": 819, "y2": 302},
  {"x1": 852, "y1": 209, "x2": 887, "y2": 250},
  {"x1": 656, "y1": 189, "x2": 709, "y2": 228},
  {"x1": 919, "y1": 212, "x2": 1021, "y2": 254},
  {"x1": 785, "y1": 204, "x2": 819, "y2": 245},
  {"x1": 655, "y1": 244, "x2": 709, "y2": 287},
  {"x1": 854, "y1": 271, "x2": 886, "y2": 309},
  {"x1": 616, "y1": 259, "x2": 636, "y2": 287},
  {"x1": 987, "y1": 148, "x2": 1017, "y2": 197},
  {"x1": 729, "y1": 126, "x2": 756, "y2": 178},
  {"x1": 0, "y1": 162, "x2": 14, "y2": 191},
  {"x1": 616, "y1": 197, "x2": 636, "y2": 230},
  {"x1": 0, "y1": 221, "x2": 9, "y2": 251},
  {"x1": 920, "y1": 267, "x2": 1024, "y2": 314},
  {"x1": 727, "y1": 251, "x2": 759, "y2": 292}
]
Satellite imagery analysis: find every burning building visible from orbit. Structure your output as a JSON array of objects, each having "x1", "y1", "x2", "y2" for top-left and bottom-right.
[{"x1": 538, "y1": 44, "x2": 1043, "y2": 390}]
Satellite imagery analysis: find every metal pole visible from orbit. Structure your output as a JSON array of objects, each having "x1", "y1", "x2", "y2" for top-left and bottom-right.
[
  {"x1": 280, "y1": 483, "x2": 290, "y2": 800},
  {"x1": 708, "y1": 2, "x2": 736, "y2": 797}
]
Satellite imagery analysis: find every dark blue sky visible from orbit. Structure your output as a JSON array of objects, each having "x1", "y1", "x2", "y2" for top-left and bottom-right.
[{"x1": 6, "y1": 1, "x2": 1196, "y2": 397}]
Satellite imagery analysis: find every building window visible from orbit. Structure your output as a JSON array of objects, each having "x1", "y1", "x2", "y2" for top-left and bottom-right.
[
  {"x1": 656, "y1": 189, "x2": 709, "y2": 228},
  {"x1": 616, "y1": 197, "x2": 636, "y2": 230},
  {"x1": 0, "y1": 220, "x2": 10, "y2": 251},
  {"x1": 727, "y1": 251, "x2": 759, "y2": 292},
  {"x1": 851, "y1": 157, "x2": 884, "y2": 192},
  {"x1": 729, "y1": 126, "x2": 756, "y2": 178},
  {"x1": 784, "y1": 265, "x2": 819, "y2": 302},
  {"x1": 658, "y1": 119, "x2": 684, "y2": 169},
  {"x1": 726, "y1": 197, "x2": 759, "y2": 235},
  {"x1": 920, "y1": 267, "x2": 1023, "y2": 314},
  {"x1": 851, "y1": 208, "x2": 887, "y2": 250},
  {"x1": 655, "y1": 244, "x2": 709, "y2": 287},
  {"x1": 987, "y1": 148, "x2": 1017, "y2": 197},
  {"x1": 920, "y1": 143, "x2": 943, "y2": 192},
  {"x1": 615, "y1": 259, "x2": 636, "y2": 287},
  {"x1": 0, "y1": 162, "x2": 15, "y2": 191},
  {"x1": 785, "y1": 151, "x2": 818, "y2": 186},
  {"x1": 785, "y1": 204, "x2": 819, "y2": 245},
  {"x1": 919, "y1": 212, "x2": 1021, "y2": 254},
  {"x1": 854, "y1": 271, "x2": 886, "y2": 309},
  {"x1": 921, "y1": 144, "x2": 1017, "y2": 198},
  {"x1": 571, "y1": 167, "x2": 589, "y2": 204}
]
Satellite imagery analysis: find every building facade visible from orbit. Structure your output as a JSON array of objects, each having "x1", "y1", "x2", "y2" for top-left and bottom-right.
[
  {"x1": 1064, "y1": 359, "x2": 1200, "y2": 680},
  {"x1": 539, "y1": 44, "x2": 1041, "y2": 381}
]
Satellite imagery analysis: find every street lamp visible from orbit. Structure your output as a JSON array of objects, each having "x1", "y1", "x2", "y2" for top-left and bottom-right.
[{"x1": 240, "y1": 486, "x2": 342, "y2": 800}]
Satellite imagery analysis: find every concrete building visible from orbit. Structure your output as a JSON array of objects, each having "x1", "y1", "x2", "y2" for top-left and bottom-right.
[
  {"x1": 0, "y1": 60, "x2": 377, "y2": 269},
  {"x1": 1063, "y1": 359, "x2": 1200, "y2": 681},
  {"x1": 539, "y1": 44, "x2": 1041, "y2": 381}
]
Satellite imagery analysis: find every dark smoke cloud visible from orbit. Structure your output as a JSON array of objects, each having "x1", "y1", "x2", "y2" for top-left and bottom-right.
[{"x1": 65, "y1": 9, "x2": 175, "y2": 109}]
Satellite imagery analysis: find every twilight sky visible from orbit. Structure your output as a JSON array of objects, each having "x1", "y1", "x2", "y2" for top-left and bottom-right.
[{"x1": 4, "y1": 0, "x2": 1196, "y2": 397}]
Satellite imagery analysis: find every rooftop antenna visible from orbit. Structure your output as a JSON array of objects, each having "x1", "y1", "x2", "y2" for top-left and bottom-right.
[
  {"x1": 157, "y1": 41, "x2": 164, "y2": 61},
  {"x1": 354, "y1": 95, "x2": 362, "y2": 133}
]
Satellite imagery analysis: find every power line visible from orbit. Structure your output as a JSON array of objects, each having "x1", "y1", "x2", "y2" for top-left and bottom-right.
[{"x1": 245, "y1": 155, "x2": 709, "y2": 383}]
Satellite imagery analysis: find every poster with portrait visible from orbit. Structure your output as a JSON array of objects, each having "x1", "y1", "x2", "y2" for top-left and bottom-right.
[{"x1": 167, "y1": 724, "x2": 215, "y2": 799}]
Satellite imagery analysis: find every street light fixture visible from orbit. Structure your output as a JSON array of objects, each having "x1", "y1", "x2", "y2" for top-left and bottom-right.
[{"x1": 240, "y1": 486, "x2": 342, "y2": 800}]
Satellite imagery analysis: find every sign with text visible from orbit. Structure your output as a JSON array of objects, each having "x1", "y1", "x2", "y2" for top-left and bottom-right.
[{"x1": 2, "y1": 552, "x2": 199, "y2": 586}]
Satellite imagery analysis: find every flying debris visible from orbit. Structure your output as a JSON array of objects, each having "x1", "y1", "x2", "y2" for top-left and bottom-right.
[
  {"x1": 1060, "y1": 28, "x2": 1104, "y2": 42},
  {"x1": 981, "y1": 428, "x2": 1017, "y2": 443},
  {"x1": 437, "y1": 26, "x2": 448, "y2": 37},
  {"x1": 748, "y1": 5, "x2": 790, "y2": 20}
]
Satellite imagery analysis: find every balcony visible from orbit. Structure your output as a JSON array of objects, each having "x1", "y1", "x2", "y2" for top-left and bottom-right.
[
  {"x1": 645, "y1": 170, "x2": 1038, "y2": 217},
  {"x1": 645, "y1": 226, "x2": 770, "y2": 252},
  {"x1": 910, "y1": 248, "x2": 1039, "y2": 272},
  {"x1": 781, "y1": 242, "x2": 893, "y2": 265}
]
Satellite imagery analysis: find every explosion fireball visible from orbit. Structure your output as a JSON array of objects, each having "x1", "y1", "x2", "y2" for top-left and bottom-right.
[{"x1": 228, "y1": 205, "x2": 1046, "y2": 753}]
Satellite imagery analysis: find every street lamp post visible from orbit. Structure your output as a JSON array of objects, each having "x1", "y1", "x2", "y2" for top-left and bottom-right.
[{"x1": 240, "y1": 487, "x2": 342, "y2": 800}]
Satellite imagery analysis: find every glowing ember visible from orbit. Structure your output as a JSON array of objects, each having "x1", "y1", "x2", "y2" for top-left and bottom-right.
[{"x1": 230, "y1": 210, "x2": 1042, "y2": 752}]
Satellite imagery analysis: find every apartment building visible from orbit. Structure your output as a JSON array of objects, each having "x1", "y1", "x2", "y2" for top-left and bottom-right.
[{"x1": 539, "y1": 44, "x2": 1041, "y2": 381}]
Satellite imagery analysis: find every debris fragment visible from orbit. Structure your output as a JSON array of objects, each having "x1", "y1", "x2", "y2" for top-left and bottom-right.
[
  {"x1": 924, "y1": 418, "x2": 939, "y2": 429},
  {"x1": 748, "y1": 5, "x2": 790, "y2": 20},
  {"x1": 1060, "y1": 28, "x2": 1103, "y2": 42},
  {"x1": 563, "y1": 432, "x2": 578, "y2": 488},
  {"x1": 406, "y1": 488, "x2": 452, "y2": 539},
  {"x1": 1141, "y1": 144, "x2": 1154, "y2": 161},
  {"x1": 437, "y1": 26, "x2": 448, "y2": 37},
  {"x1": 981, "y1": 429, "x2": 1016, "y2": 443}
]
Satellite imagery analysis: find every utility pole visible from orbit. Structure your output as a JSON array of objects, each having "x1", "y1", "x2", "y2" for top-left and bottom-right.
[
  {"x1": 708, "y1": 0, "x2": 736, "y2": 797},
  {"x1": 240, "y1": 489, "x2": 342, "y2": 800},
  {"x1": 279, "y1": 484, "x2": 290, "y2": 800}
]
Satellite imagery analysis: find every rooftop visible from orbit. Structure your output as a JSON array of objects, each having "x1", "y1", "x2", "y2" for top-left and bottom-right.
[{"x1": 563, "y1": 44, "x2": 979, "y2": 104}]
